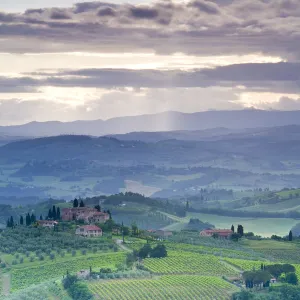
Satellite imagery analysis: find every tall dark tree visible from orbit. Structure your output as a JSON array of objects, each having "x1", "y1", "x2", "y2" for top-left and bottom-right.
[
  {"x1": 185, "y1": 201, "x2": 190, "y2": 211},
  {"x1": 20, "y1": 215, "x2": 24, "y2": 226},
  {"x1": 52, "y1": 205, "x2": 57, "y2": 220},
  {"x1": 231, "y1": 225, "x2": 234, "y2": 233},
  {"x1": 48, "y1": 209, "x2": 53, "y2": 220},
  {"x1": 107, "y1": 209, "x2": 112, "y2": 220},
  {"x1": 57, "y1": 207, "x2": 61, "y2": 220},
  {"x1": 10, "y1": 216, "x2": 14, "y2": 228},
  {"x1": 237, "y1": 224, "x2": 244, "y2": 237},
  {"x1": 30, "y1": 213, "x2": 36, "y2": 224},
  {"x1": 289, "y1": 230, "x2": 293, "y2": 241},
  {"x1": 121, "y1": 221, "x2": 125, "y2": 243},
  {"x1": 40, "y1": 215, "x2": 43, "y2": 220},
  {"x1": 95, "y1": 205, "x2": 101, "y2": 212},
  {"x1": 26, "y1": 213, "x2": 31, "y2": 226},
  {"x1": 73, "y1": 198, "x2": 79, "y2": 208},
  {"x1": 6, "y1": 218, "x2": 11, "y2": 228},
  {"x1": 79, "y1": 200, "x2": 85, "y2": 207}
]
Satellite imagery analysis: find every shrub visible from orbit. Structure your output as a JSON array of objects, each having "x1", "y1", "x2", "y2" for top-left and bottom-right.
[{"x1": 286, "y1": 272, "x2": 298, "y2": 285}]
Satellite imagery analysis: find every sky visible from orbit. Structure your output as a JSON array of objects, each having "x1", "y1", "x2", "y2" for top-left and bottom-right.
[{"x1": 0, "y1": 0, "x2": 300, "y2": 125}]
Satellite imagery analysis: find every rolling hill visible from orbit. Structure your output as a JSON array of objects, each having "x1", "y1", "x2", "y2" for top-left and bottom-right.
[{"x1": 2, "y1": 110, "x2": 300, "y2": 137}]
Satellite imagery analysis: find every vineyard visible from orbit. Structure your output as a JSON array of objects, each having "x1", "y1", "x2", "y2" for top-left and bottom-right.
[
  {"x1": 11, "y1": 252, "x2": 126, "y2": 291},
  {"x1": 144, "y1": 251, "x2": 238, "y2": 276},
  {"x1": 88, "y1": 275, "x2": 240, "y2": 300}
]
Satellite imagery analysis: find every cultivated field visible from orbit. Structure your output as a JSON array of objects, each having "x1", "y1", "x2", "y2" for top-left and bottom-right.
[{"x1": 88, "y1": 275, "x2": 240, "y2": 300}]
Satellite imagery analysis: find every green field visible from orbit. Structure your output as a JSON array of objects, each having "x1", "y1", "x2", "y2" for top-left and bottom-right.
[{"x1": 88, "y1": 275, "x2": 240, "y2": 300}]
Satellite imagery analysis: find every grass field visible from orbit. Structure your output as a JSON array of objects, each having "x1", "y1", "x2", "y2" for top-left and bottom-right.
[{"x1": 88, "y1": 275, "x2": 240, "y2": 300}]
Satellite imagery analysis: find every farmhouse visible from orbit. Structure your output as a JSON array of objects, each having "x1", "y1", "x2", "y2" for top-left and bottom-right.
[
  {"x1": 37, "y1": 220, "x2": 58, "y2": 228},
  {"x1": 199, "y1": 229, "x2": 233, "y2": 239},
  {"x1": 62, "y1": 207, "x2": 109, "y2": 223},
  {"x1": 75, "y1": 225, "x2": 103, "y2": 237},
  {"x1": 91, "y1": 211, "x2": 110, "y2": 223}
]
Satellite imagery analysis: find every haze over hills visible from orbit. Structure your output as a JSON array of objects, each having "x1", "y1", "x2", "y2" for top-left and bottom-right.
[{"x1": 2, "y1": 109, "x2": 300, "y2": 137}]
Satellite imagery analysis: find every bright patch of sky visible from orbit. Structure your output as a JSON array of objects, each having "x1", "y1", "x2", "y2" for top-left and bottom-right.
[
  {"x1": 0, "y1": 52, "x2": 284, "y2": 73},
  {"x1": 0, "y1": 0, "x2": 145, "y2": 12}
]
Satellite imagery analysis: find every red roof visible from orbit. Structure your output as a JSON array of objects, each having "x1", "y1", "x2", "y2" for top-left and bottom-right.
[
  {"x1": 80, "y1": 225, "x2": 102, "y2": 231},
  {"x1": 201, "y1": 229, "x2": 233, "y2": 236}
]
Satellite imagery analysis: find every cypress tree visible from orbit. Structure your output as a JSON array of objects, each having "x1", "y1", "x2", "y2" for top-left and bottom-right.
[
  {"x1": 10, "y1": 216, "x2": 14, "y2": 228},
  {"x1": 73, "y1": 198, "x2": 79, "y2": 208},
  {"x1": 79, "y1": 200, "x2": 85, "y2": 207},
  {"x1": 48, "y1": 209, "x2": 53, "y2": 220},
  {"x1": 52, "y1": 205, "x2": 57, "y2": 220},
  {"x1": 289, "y1": 230, "x2": 293, "y2": 241},
  {"x1": 57, "y1": 207, "x2": 61, "y2": 220},
  {"x1": 40, "y1": 215, "x2": 43, "y2": 220},
  {"x1": 31, "y1": 213, "x2": 36, "y2": 224},
  {"x1": 237, "y1": 225, "x2": 244, "y2": 237},
  {"x1": 20, "y1": 215, "x2": 24, "y2": 225}
]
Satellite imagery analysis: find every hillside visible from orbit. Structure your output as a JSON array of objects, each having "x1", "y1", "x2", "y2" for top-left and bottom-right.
[
  {"x1": 1, "y1": 127, "x2": 300, "y2": 202},
  {"x1": 3, "y1": 110, "x2": 300, "y2": 137}
]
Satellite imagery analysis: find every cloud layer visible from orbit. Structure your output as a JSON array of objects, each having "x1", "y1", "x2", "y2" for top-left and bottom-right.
[
  {"x1": 0, "y1": 0, "x2": 300, "y2": 59},
  {"x1": 1, "y1": 0, "x2": 300, "y2": 125}
]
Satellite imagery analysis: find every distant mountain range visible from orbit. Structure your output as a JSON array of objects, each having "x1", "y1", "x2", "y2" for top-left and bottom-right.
[{"x1": 2, "y1": 109, "x2": 300, "y2": 137}]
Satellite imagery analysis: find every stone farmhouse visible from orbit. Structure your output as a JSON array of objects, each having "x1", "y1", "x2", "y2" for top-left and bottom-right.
[
  {"x1": 62, "y1": 207, "x2": 109, "y2": 223},
  {"x1": 37, "y1": 220, "x2": 58, "y2": 228},
  {"x1": 199, "y1": 229, "x2": 233, "y2": 239},
  {"x1": 75, "y1": 225, "x2": 103, "y2": 237}
]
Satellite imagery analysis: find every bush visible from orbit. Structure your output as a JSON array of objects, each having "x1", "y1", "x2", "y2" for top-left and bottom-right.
[
  {"x1": 72, "y1": 250, "x2": 76, "y2": 257},
  {"x1": 19, "y1": 257, "x2": 24, "y2": 264},
  {"x1": 50, "y1": 253, "x2": 55, "y2": 260},
  {"x1": 286, "y1": 272, "x2": 298, "y2": 285},
  {"x1": 12, "y1": 260, "x2": 18, "y2": 265},
  {"x1": 68, "y1": 282, "x2": 93, "y2": 300},
  {"x1": 81, "y1": 249, "x2": 87, "y2": 255},
  {"x1": 63, "y1": 275, "x2": 78, "y2": 290}
]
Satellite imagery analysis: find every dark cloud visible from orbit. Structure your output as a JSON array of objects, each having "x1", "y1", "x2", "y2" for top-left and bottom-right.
[
  {"x1": 0, "y1": 0, "x2": 298, "y2": 59},
  {"x1": 188, "y1": 0, "x2": 221, "y2": 14},
  {"x1": 2, "y1": 62, "x2": 299, "y2": 93},
  {"x1": 0, "y1": 12, "x2": 18, "y2": 23},
  {"x1": 129, "y1": 6, "x2": 159, "y2": 19},
  {"x1": 73, "y1": 2, "x2": 117, "y2": 14},
  {"x1": 97, "y1": 7, "x2": 116, "y2": 17},
  {"x1": 25, "y1": 9, "x2": 45, "y2": 15},
  {"x1": 50, "y1": 9, "x2": 71, "y2": 20}
]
